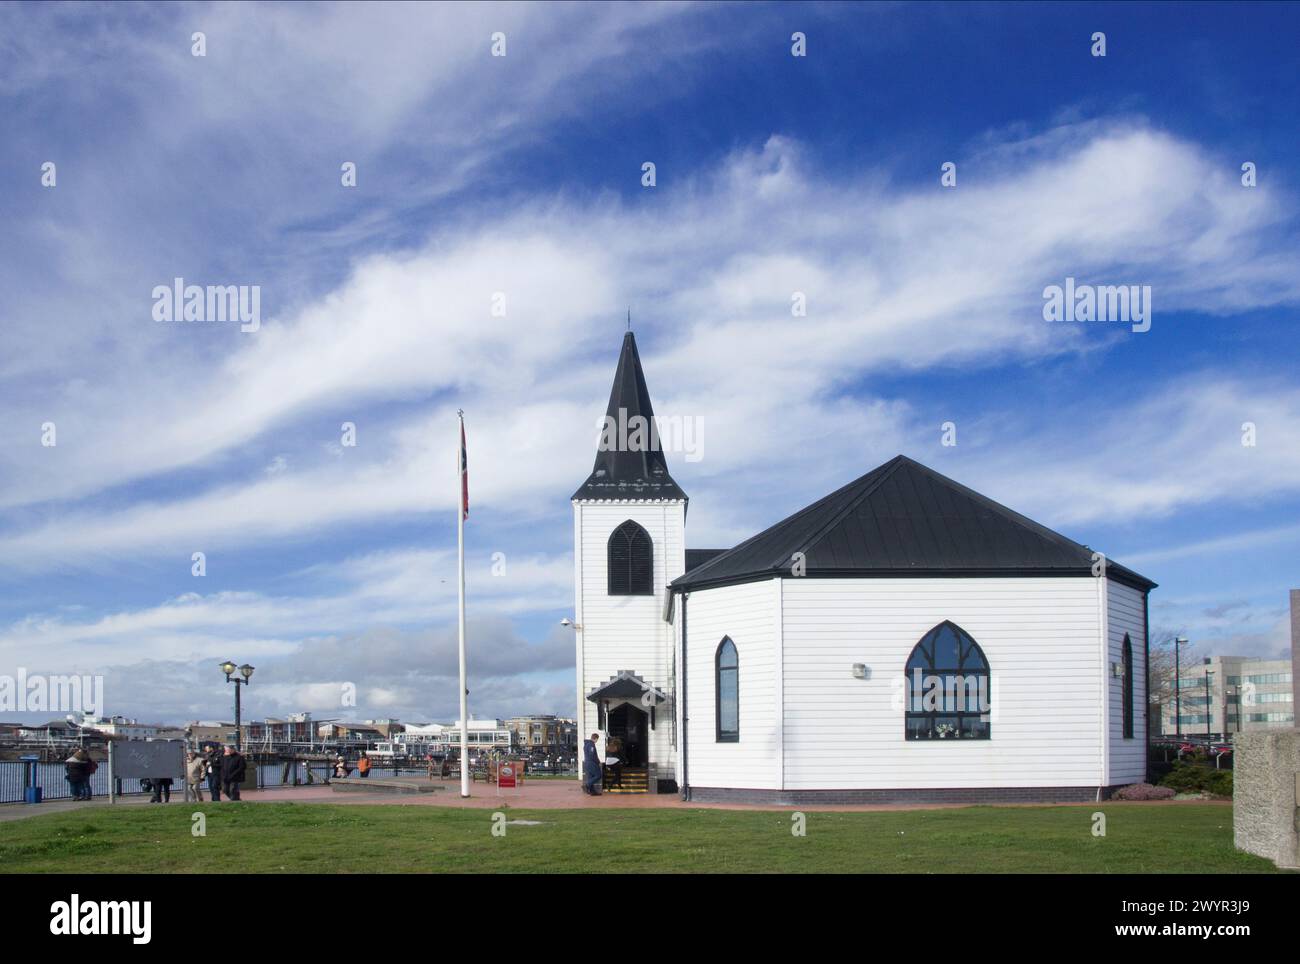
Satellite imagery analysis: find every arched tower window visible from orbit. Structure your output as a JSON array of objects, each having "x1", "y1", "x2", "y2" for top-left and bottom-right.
[
  {"x1": 1122, "y1": 634, "x2": 1134, "y2": 739},
  {"x1": 716, "y1": 637, "x2": 739, "y2": 742},
  {"x1": 904, "y1": 621, "x2": 991, "y2": 740},
  {"x1": 607, "y1": 520, "x2": 653, "y2": 595}
]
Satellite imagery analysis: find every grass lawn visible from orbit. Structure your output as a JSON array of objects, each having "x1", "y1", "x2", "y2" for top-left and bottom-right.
[{"x1": 0, "y1": 802, "x2": 1277, "y2": 874}]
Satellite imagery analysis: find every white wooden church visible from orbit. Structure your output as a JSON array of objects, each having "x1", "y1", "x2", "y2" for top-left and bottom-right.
[{"x1": 573, "y1": 332, "x2": 1155, "y2": 803}]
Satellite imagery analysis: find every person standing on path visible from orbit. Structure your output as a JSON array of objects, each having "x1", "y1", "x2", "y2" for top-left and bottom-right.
[
  {"x1": 186, "y1": 751, "x2": 206, "y2": 802},
  {"x1": 220, "y1": 745, "x2": 246, "y2": 801},
  {"x1": 64, "y1": 750, "x2": 90, "y2": 801},
  {"x1": 205, "y1": 747, "x2": 223, "y2": 802},
  {"x1": 582, "y1": 733, "x2": 602, "y2": 796}
]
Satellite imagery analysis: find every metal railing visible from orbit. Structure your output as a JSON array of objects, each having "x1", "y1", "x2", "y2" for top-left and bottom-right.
[{"x1": 2, "y1": 759, "x2": 580, "y2": 805}]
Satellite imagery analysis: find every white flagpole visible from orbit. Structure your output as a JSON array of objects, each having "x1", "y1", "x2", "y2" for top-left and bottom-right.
[{"x1": 457, "y1": 409, "x2": 470, "y2": 798}]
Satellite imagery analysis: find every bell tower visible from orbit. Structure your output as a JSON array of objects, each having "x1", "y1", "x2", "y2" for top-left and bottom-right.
[{"x1": 572, "y1": 331, "x2": 686, "y2": 789}]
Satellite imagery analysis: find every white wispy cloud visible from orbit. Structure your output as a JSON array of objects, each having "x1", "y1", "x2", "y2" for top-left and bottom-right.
[{"x1": 1, "y1": 123, "x2": 1297, "y2": 566}]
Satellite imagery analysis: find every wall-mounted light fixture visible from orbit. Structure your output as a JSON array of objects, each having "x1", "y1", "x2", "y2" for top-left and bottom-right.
[{"x1": 852, "y1": 663, "x2": 870, "y2": 679}]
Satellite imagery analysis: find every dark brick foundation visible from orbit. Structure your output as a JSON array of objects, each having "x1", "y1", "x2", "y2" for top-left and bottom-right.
[{"x1": 685, "y1": 785, "x2": 1125, "y2": 805}]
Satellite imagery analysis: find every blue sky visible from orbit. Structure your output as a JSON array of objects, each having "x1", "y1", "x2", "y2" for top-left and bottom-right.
[{"x1": 1, "y1": 1, "x2": 1297, "y2": 725}]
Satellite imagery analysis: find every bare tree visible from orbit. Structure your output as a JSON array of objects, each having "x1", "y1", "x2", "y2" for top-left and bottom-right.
[{"x1": 1148, "y1": 628, "x2": 1202, "y2": 736}]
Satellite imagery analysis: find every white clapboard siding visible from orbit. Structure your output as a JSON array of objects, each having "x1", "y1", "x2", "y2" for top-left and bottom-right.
[
  {"x1": 682, "y1": 579, "x2": 779, "y2": 789},
  {"x1": 683, "y1": 575, "x2": 1116, "y2": 790},
  {"x1": 779, "y1": 577, "x2": 1105, "y2": 789},
  {"x1": 1106, "y1": 579, "x2": 1148, "y2": 785},
  {"x1": 574, "y1": 500, "x2": 685, "y2": 773}
]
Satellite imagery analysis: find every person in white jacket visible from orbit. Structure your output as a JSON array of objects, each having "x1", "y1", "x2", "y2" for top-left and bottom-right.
[{"x1": 186, "y1": 751, "x2": 206, "y2": 802}]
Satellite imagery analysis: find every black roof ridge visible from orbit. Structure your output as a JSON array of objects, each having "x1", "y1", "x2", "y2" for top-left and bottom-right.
[
  {"x1": 672, "y1": 453, "x2": 1156, "y2": 591},
  {"x1": 763, "y1": 454, "x2": 908, "y2": 571},
  {"x1": 678, "y1": 460, "x2": 899, "y2": 583},
  {"x1": 890, "y1": 455, "x2": 1102, "y2": 565}
]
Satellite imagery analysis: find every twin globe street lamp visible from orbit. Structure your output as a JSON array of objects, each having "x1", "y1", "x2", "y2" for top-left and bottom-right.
[{"x1": 220, "y1": 661, "x2": 255, "y2": 750}]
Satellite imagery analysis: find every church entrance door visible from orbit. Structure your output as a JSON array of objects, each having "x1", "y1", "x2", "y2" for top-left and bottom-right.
[{"x1": 607, "y1": 703, "x2": 648, "y2": 767}]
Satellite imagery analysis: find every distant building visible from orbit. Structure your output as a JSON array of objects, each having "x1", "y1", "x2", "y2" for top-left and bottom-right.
[
  {"x1": 17, "y1": 720, "x2": 81, "y2": 742},
  {"x1": 82, "y1": 716, "x2": 185, "y2": 740},
  {"x1": 242, "y1": 713, "x2": 314, "y2": 746},
  {"x1": 506, "y1": 715, "x2": 577, "y2": 754},
  {"x1": 445, "y1": 718, "x2": 512, "y2": 751},
  {"x1": 1160, "y1": 655, "x2": 1294, "y2": 738},
  {"x1": 1292, "y1": 589, "x2": 1299, "y2": 723},
  {"x1": 362, "y1": 719, "x2": 405, "y2": 738},
  {"x1": 316, "y1": 721, "x2": 384, "y2": 744},
  {"x1": 187, "y1": 721, "x2": 238, "y2": 746},
  {"x1": 396, "y1": 719, "x2": 511, "y2": 756}
]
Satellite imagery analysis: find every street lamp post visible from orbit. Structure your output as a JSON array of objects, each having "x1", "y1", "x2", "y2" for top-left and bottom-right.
[
  {"x1": 1174, "y1": 636, "x2": 1188, "y2": 739},
  {"x1": 219, "y1": 661, "x2": 255, "y2": 750},
  {"x1": 1202, "y1": 657, "x2": 1213, "y2": 742}
]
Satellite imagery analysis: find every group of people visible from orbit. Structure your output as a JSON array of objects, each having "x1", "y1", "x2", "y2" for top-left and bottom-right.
[
  {"x1": 332, "y1": 752, "x2": 370, "y2": 779},
  {"x1": 140, "y1": 746, "x2": 248, "y2": 803},
  {"x1": 187, "y1": 746, "x2": 247, "y2": 801},
  {"x1": 63, "y1": 744, "x2": 246, "y2": 803},
  {"x1": 581, "y1": 732, "x2": 625, "y2": 795},
  {"x1": 63, "y1": 749, "x2": 98, "y2": 800}
]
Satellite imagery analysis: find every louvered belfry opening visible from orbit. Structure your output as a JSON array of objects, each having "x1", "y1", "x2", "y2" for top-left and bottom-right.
[{"x1": 608, "y1": 520, "x2": 653, "y2": 595}]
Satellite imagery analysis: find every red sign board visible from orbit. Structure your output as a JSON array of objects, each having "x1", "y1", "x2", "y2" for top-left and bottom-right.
[{"x1": 498, "y1": 763, "x2": 518, "y2": 789}]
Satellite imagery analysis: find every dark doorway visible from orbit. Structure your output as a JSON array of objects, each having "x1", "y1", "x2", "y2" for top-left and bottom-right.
[{"x1": 607, "y1": 703, "x2": 648, "y2": 766}]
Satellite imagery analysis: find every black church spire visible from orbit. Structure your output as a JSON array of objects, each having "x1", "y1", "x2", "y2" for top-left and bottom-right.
[{"x1": 572, "y1": 331, "x2": 687, "y2": 502}]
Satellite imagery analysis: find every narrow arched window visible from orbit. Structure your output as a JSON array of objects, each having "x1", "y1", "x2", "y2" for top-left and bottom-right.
[
  {"x1": 716, "y1": 637, "x2": 739, "y2": 742},
  {"x1": 904, "y1": 621, "x2": 991, "y2": 740},
  {"x1": 1122, "y1": 634, "x2": 1134, "y2": 739},
  {"x1": 607, "y1": 520, "x2": 653, "y2": 595}
]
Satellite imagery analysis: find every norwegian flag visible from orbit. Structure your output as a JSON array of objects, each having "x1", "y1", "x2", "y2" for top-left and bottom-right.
[{"x1": 459, "y1": 418, "x2": 469, "y2": 520}]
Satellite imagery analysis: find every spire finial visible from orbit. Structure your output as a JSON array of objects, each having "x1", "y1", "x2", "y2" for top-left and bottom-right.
[{"x1": 627, "y1": 307, "x2": 631, "y2": 331}]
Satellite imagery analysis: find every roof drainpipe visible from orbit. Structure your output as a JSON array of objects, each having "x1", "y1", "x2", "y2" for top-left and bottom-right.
[{"x1": 680, "y1": 591, "x2": 690, "y2": 802}]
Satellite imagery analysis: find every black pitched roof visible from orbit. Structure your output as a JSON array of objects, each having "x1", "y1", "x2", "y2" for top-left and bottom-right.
[
  {"x1": 685, "y1": 548, "x2": 728, "y2": 572},
  {"x1": 572, "y1": 332, "x2": 688, "y2": 502},
  {"x1": 673, "y1": 455, "x2": 1156, "y2": 592}
]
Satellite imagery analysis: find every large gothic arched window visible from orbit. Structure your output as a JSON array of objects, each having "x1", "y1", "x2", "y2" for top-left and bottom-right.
[
  {"x1": 607, "y1": 520, "x2": 653, "y2": 595},
  {"x1": 904, "y1": 621, "x2": 991, "y2": 740}
]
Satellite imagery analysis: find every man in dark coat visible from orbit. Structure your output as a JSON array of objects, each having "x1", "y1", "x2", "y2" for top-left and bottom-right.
[
  {"x1": 581, "y1": 733, "x2": 602, "y2": 795},
  {"x1": 220, "y1": 745, "x2": 247, "y2": 801},
  {"x1": 205, "y1": 747, "x2": 223, "y2": 801}
]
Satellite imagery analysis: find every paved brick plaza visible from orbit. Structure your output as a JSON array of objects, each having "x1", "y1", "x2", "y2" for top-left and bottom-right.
[{"x1": 1, "y1": 781, "x2": 1226, "y2": 822}]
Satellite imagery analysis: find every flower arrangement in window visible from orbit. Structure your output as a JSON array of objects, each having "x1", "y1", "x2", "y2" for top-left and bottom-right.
[{"x1": 935, "y1": 723, "x2": 956, "y2": 739}]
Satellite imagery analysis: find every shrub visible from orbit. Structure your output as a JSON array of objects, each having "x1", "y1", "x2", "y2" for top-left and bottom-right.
[
  {"x1": 1113, "y1": 783, "x2": 1176, "y2": 801},
  {"x1": 1158, "y1": 761, "x2": 1233, "y2": 796},
  {"x1": 1148, "y1": 761, "x2": 1173, "y2": 783},
  {"x1": 1206, "y1": 769, "x2": 1233, "y2": 797}
]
